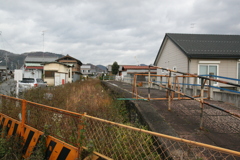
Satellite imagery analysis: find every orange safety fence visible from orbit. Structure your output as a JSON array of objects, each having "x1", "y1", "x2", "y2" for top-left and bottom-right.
[{"x1": 1, "y1": 94, "x2": 240, "y2": 159}]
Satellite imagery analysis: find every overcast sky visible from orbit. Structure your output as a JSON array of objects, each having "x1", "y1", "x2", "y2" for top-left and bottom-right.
[{"x1": 0, "y1": 0, "x2": 240, "y2": 66}]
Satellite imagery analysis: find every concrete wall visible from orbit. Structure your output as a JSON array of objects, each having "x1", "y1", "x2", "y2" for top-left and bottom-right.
[
  {"x1": 144, "y1": 83, "x2": 240, "y2": 108},
  {"x1": 185, "y1": 88, "x2": 240, "y2": 108}
]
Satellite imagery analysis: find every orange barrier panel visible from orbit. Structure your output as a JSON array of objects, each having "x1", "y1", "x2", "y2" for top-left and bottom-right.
[
  {"x1": 45, "y1": 135, "x2": 79, "y2": 160},
  {"x1": 22, "y1": 125, "x2": 44, "y2": 158},
  {"x1": 0, "y1": 113, "x2": 80, "y2": 160}
]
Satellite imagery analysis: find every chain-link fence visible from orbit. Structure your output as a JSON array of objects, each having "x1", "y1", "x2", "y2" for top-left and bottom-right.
[
  {"x1": 1, "y1": 94, "x2": 240, "y2": 159},
  {"x1": 81, "y1": 115, "x2": 240, "y2": 160}
]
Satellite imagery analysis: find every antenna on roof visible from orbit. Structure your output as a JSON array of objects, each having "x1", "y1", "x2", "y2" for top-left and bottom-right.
[
  {"x1": 190, "y1": 23, "x2": 195, "y2": 33},
  {"x1": 134, "y1": 56, "x2": 140, "y2": 66}
]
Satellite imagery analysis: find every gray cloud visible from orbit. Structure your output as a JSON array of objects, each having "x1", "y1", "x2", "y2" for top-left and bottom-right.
[{"x1": 1, "y1": 0, "x2": 240, "y2": 66}]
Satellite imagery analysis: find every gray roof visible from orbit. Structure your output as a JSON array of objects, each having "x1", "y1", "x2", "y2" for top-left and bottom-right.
[
  {"x1": 166, "y1": 33, "x2": 240, "y2": 59},
  {"x1": 25, "y1": 56, "x2": 58, "y2": 62},
  {"x1": 42, "y1": 61, "x2": 72, "y2": 67}
]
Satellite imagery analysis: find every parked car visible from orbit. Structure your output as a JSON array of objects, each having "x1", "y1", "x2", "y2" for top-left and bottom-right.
[{"x1": 19, "y1": 78, "x2": 47, "y2": 92}]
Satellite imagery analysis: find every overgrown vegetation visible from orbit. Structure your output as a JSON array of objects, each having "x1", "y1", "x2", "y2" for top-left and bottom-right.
[
  {"x1": 20, "y1": 79, "x2": 128, "y2": 123},
  {"x1": 0, "y1": 134, "x2": 23, "y2": 160},
  {"x1": 0, "y1": 79, "x2": 160, "y2": 159}
]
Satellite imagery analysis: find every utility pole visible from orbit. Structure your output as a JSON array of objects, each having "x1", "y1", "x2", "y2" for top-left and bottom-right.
[
  {"x1": 191, "y1": 23, "x2": 195, "y2": 33},
  {"x1": 134, "y1": 56, "x2": 140, "y2": 66}
]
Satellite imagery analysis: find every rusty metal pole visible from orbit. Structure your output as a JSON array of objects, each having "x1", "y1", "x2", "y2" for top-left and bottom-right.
[
  {"x1": 136, "y1": 75, "x2": 139, "y2": 99},
  {"x1": 176, "y1": 76, "x2": 181, "y2": 99},
  {"x1": 199, "y1": 78, "x2": 204, "y2": 130},
  {"x1": 21, "y1": 99, "x2": 27, "y2": 136},
  {"x1": 160, "y1": 76, "x2": 163, "y2": 90},
  {"x1": 132, "y1": 74, "x2": 136, "y2": 98},
  {"x1": 208, "y1": 73, "x2": 214, "y2": 100},
  {"x1": 78, "y1": 112, "x2": 86, "y2": 158},
  {"x1": 172, "y1": 74, "x2": 176, "y2": 98},
  {"x1": 182, "y1": 76, "x2": 186, "y2": 94},
  {"x1": 168, "y1": 71, "x2": 172, "y2": 111},
  {"x1": 193, "y1": 73, "x2": 197, "y2": 96},
  {"x1": 148, "y1": 66, "x2": 151, "y2": 101}
]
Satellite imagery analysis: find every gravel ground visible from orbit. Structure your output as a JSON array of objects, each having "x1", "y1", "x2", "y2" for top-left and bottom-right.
[
  {"x1": 102, "y1": 80, "x2": 240, "y2": 152},
  {"x1": 0, "y1": 78, "x2": 16, "y2": 96}
]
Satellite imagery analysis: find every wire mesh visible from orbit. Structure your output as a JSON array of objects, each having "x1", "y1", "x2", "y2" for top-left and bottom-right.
[
  {"x1": 1, "y1": 95, "x2": 240, "y2": 159},
  {"x1": 81, "y1": 115, "x2": 240, "y2": 160},
  {"x1": 0, "y1": 95, "x2": 22, "y2": 120},
  {"x1": 25, "y1": 101, "x2": 83, "y2": 146}
]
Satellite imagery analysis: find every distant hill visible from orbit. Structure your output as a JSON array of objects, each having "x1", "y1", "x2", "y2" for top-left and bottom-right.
[
  {"x1": 96, "y1": 65, "x2": 107, "y2": 71},
  {"x1": 0, "y1": 50, "x2": 64, "y2": 70},
  {"x1": 22, "y1": 51, "x2": 63, "y2": 58}
]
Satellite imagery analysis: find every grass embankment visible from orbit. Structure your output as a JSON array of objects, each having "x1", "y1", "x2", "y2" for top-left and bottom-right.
[
  {"x1": 0, "y1": 79, "x2": 128, "y2": 159},
  {"x1": 1, "y1": 79, "x2": 160, "y2": 159},
  {"x1": 22, "y1": 79, "x2": 127, "y2": 122}
]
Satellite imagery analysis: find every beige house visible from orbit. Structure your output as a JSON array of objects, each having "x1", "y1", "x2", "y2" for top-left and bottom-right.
[
  {"x1": 154, "y1": 33, "x2": 240, "y2": 88},
  {"x1": 56, "y1": 54, "x2": 82, "y2": 82},
  {"x1": 43, "y1": 62, "x2": 72, "y2": 86}
]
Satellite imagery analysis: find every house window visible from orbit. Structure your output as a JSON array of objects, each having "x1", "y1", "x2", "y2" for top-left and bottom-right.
[
  {"x1": 45, "y1": 71, "x2": 55, "y2": 78},
  {"x1": 199, "y1": 64, "x2": 218, "y2": 84}
]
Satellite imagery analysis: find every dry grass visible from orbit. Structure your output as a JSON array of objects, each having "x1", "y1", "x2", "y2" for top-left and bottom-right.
[{"x1": 21, "y1": 79, "x2": 127, "y2": 122}]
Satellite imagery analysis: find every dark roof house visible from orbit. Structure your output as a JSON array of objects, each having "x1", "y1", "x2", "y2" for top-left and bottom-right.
[{"x1": 154, "y1": 33, "x2": 240, "y2": 87}]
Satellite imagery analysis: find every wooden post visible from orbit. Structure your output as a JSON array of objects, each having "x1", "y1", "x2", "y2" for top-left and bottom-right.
[{"x1": 21, "y1": 100, "x2": 27, "y2": 136}]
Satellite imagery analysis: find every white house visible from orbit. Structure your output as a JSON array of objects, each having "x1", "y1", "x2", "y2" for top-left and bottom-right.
[
  {"x1": 154, "y1": 33, "x2": 240, "y2": 89},
  {"x1": 22, "y1": 56, "x2": 59, "y2": 79}
]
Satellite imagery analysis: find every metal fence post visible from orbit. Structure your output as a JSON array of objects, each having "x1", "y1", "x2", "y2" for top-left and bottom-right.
[
  {"x1": 78, "y1": 112, "x2": 86, "y2": 158},
  {"x1": 168, "y1": 71, "x2": 172, "y2": 111},
  {"x1": 21, "y1": 99, "x2": 27, "y2": 136},
  {"x1": 208, "y1": 73, "x2": 214, "y2": 100},
  {"x1": 160, "y1": 76, "x2": 163, "y2": 90},
  {"x1": 172, "y1": 74, "x2": 176, "y2": 98},
  {"x1": 199, "y1": 78, "x2": 205, "y2": 130},
  {"x1": 148, "y1": 66, "x2": 151, "y2": 101},
  {"x1": 193, "y1": 73, "x2": 197, "y2": 96},
  {"x1": 135, "y1": 74, "x2": 137, "y2": 99},
  {"x1": 182, "y1": 76, "x2": 186, "y2": 94}
]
